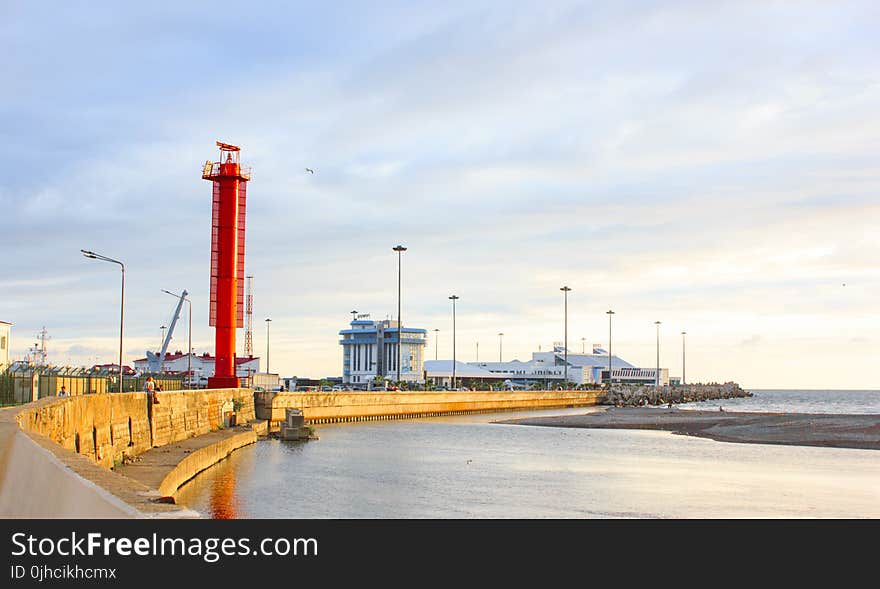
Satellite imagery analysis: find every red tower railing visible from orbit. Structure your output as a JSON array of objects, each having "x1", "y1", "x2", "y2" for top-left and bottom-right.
[{"x1": 203, "y1": 141, "x2": 250, "y2": 389}]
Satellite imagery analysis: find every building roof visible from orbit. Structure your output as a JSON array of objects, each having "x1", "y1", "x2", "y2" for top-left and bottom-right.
[
  {"x1": 133, "y1": 353, "x2": 259, "y2": 365},
  {"x1": 424, "y1": 360, "x2": 506, "y2": 379},
  {"x1": 0, "y1": 320, "x2": 11, "y2": 325},
  {"x1": 339, "y1": 327, "x2": 427, "y2": 335},
  {"x1": 552, "y1": 353, "x2": 635, "y2": 369}
]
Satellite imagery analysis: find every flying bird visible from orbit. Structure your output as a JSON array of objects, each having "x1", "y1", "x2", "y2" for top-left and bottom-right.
[{"x1": 305, "y1": 168, "x2": 315, "y2": 174}]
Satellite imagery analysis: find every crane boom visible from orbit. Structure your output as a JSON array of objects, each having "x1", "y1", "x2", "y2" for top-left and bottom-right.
[{"x1": 146, "y1": 289, "x2": 188, "y2": 373}]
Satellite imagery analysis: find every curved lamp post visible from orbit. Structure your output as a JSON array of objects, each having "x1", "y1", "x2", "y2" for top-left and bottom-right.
[
  {"x1": 449, "y1": 295, "x2": 459, "y2": 389},
  {"x1": 81, "y1": 249, "x2": 124, "y2": 393},
  {"x1": 265, "y1": 318, "x2": 272, "y2": 374},
  {"x1": 606, "y1": 310, "x2": 615, "y2": 385},
  {"x1": 654, "y1": 320, "x2": 662, "y2": 387},
  {"x1": 560, "y1": 286, "x2": 571, "y2": 389},
  {"x1": 681, "y1": 331, "x2": 687, "y2": 386},
  {"x1": 393, "y1": 245, "x2": 407, "y2": 384}
]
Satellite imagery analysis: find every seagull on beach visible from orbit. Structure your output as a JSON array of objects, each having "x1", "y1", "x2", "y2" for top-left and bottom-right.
[{"x1": 305, "y1": 168, "x2": 315, "y2": 174}]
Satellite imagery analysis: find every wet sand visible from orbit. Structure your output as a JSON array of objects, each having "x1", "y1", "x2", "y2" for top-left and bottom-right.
[{"x1": 497, "y1": 407, "x2": 880, "y2": 450}]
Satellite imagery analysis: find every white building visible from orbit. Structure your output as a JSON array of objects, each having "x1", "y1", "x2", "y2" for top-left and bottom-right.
[
  {"x1": 339, "y1": 314, "x2": 427, "y2": 385},
  {"x1": 0, "y1": 321, "x2": 10, "y2": 369},
  {"x1": 425, "y1": 345, "x2": 668, "y2": 387},
  {"x1": 132, "y1": 351, "x2": 260, "y2": 384}
]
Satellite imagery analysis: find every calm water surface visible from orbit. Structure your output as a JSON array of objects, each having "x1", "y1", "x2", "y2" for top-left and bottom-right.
[{"x1": 176, "y1": 390, "x2": 880, "y2": 518}]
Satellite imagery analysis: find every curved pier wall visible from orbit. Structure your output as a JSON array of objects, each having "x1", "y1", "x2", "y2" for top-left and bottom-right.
[
  {"x1": 0, "y1": 389, "x2": 255, "y2": 517},
  {"x1": 14, "y1": 389, "x2": 255, "y2": 470},
  {"x1": 257, "y1": 390, "x2": 605, "y2": 425}
]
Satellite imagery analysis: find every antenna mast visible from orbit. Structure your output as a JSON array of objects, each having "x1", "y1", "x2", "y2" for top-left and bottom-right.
[
  {"x1": 36, "y1": 326, "x2": 50, "y2": 366},
  {"x1": 244, "y1": 275, "x2": 254, "y2": 357}
]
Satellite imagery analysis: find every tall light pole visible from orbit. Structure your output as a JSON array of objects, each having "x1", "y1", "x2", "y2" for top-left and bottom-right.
[
  {"x1": 560, "y1": 286, "x2": 571, "y2": 389},
  {"x1": 655, "y1": 320, "x2": 661, "y2": 387},
  {"x1": 449, "y1": 295, "x2": 459, "y2": 389},
  {"x1": 265, "y1": 318, "x2": 272, "y2": 374},
  {"x1": 475, "y1": 340, "x2": 479, "y2": 362},
  {"x1": 162, "y1": 290, "x2": 192, "y2": 389},
  {"x1": 581, "y1": 337, "x2": 586, "y2": 354},
  {"x1": 433, "y1": 328, "x2": 439, "y2": 361},
  {"x1": 81, "y1": 249, "x2": 124, "y2": 394},
  {"x1": 681, "y1": 331, "x2": 687, "y2": 386},
  {"x1": 350, "y1": 310, "x2": 358, "y2": 323},
  {"x1": 606, "y1": 310, "x2": 615, "y2": 385},
  {"x1": 158, "y1": 325, "x2": 167, "y2": 373},
  {"x1": 498, "y1": 332, "x2": 504, "y2": 362},
  {"x1": 392, "y1": 245, "x2": 407, "y2": 384}
]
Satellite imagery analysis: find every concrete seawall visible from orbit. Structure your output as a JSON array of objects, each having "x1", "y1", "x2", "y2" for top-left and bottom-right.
[
  {"x1": 257, "y1": 390, "x2": 605, "y2": 427},
  {"x1": 14, "y1": 388, "x2": 255, "y2": 470},
  {"x1": 0, "y1": 389, "x2": 256, "y2": 518}
]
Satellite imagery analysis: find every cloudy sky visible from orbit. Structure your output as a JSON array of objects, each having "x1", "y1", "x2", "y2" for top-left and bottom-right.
[{"x1": 2, "y1": 1, "x2": 878, "y2": 388}]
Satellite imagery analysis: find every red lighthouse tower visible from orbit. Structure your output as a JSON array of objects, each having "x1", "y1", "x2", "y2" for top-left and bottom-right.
[{"x1": 203, "y1": 141, "x2": 250, "y2": 389}]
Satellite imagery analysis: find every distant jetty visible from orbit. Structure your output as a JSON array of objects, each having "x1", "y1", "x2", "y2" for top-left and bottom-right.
[{"x1": 603, "y1": 382, "x2": 750, "y2": 407}]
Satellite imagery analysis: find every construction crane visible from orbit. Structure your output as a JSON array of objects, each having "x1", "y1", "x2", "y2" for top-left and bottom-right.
[{"x1": 146, "y1": 289, "x2": 188, "y2": 373}]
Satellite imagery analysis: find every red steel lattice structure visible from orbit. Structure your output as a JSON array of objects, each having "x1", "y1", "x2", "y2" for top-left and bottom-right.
[{"x1": 203, "y1": 141, "x2": 251, "y2": 388}]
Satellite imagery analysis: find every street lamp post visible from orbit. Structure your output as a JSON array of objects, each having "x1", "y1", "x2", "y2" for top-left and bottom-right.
[
  {"x1": 606, "y1": 310, "x2": 615, "y2": 385},
  {"x1": 162, "y1": 289, "x2": 192, "y2": 389},
  {"x1": 449, "y1": 295, "x2": 459, "y2": 389},
  {"x1": 81, "y1": 249, "x2": 124, "y2": 394},
  {"x1": 681, "y1": 331, "x2": 687, "y2": 386},
  {"x1": 560, "y1": 286, "x2": 571, "y2": 389},
  {"x1": 581, "y1": 337, "x2": 585, "y2": 354},
  {"x1": 159, "y1": 325, "x2": 167, "y2": 373},
  {"x1": 393, "y1": 245, "x2": 407, "y2": 385},
  {"x1": 265, "y1": 318, "x2": 272, "y2": 374},
  {"x1": 655, "y1": 320, "x2": 661, "y2": 387},
  {"x1": 433, "y1": 328, "x2": 439, "y2": 361},
  {"x1": 498, "y1": 332, "x2": 504, "y2": 362}
]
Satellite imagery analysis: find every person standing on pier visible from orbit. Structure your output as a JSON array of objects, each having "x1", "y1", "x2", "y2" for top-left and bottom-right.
[{"x1": 144, "y1": 376, "x2": 160, "y2": 404}]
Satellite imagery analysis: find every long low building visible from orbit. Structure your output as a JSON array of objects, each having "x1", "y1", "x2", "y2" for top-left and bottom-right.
[
  {"x1": 132, "y1": 352, "x2": 260, "y2": 385},
  {"x1": 425, "y1": 346, "x2": 668, "y2": 387}
]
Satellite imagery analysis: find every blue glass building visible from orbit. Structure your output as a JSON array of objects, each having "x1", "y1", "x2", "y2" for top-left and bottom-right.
[{"x1": 339, "y1": 315, "x2": 427, "y2": 385}]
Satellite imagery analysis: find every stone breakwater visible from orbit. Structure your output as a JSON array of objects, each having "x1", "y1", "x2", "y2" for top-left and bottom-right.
[{"x1": 604, "y1": 382, "x2": 750, "y2": 407}]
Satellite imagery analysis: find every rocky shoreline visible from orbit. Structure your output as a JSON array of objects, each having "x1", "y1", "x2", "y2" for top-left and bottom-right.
[
  {"x1": 603, "y1": 382, "x2": 751, "y2": 407},
  {"x1": 497, "y1": 407, "x2": 880, "y2": 450}
]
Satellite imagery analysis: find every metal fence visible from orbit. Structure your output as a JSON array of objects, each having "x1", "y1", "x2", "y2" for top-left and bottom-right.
[{"x1": 0, "y1": 366, "x2": 185, "y2": 407}]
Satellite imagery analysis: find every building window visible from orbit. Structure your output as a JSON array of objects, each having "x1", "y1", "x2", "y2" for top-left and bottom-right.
[{"x1": 0, "y1": 336, "x2": 5, "y2": 350}]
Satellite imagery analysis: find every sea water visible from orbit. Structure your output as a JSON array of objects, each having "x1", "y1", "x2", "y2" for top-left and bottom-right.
[{"x1": 175, "y1": 390, "x2": 880, "y2": 518}]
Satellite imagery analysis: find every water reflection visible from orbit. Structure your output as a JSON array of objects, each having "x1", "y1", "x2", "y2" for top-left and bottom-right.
[{"x1": 208, "y1": 465, "x2": 238, "y2": 519}]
